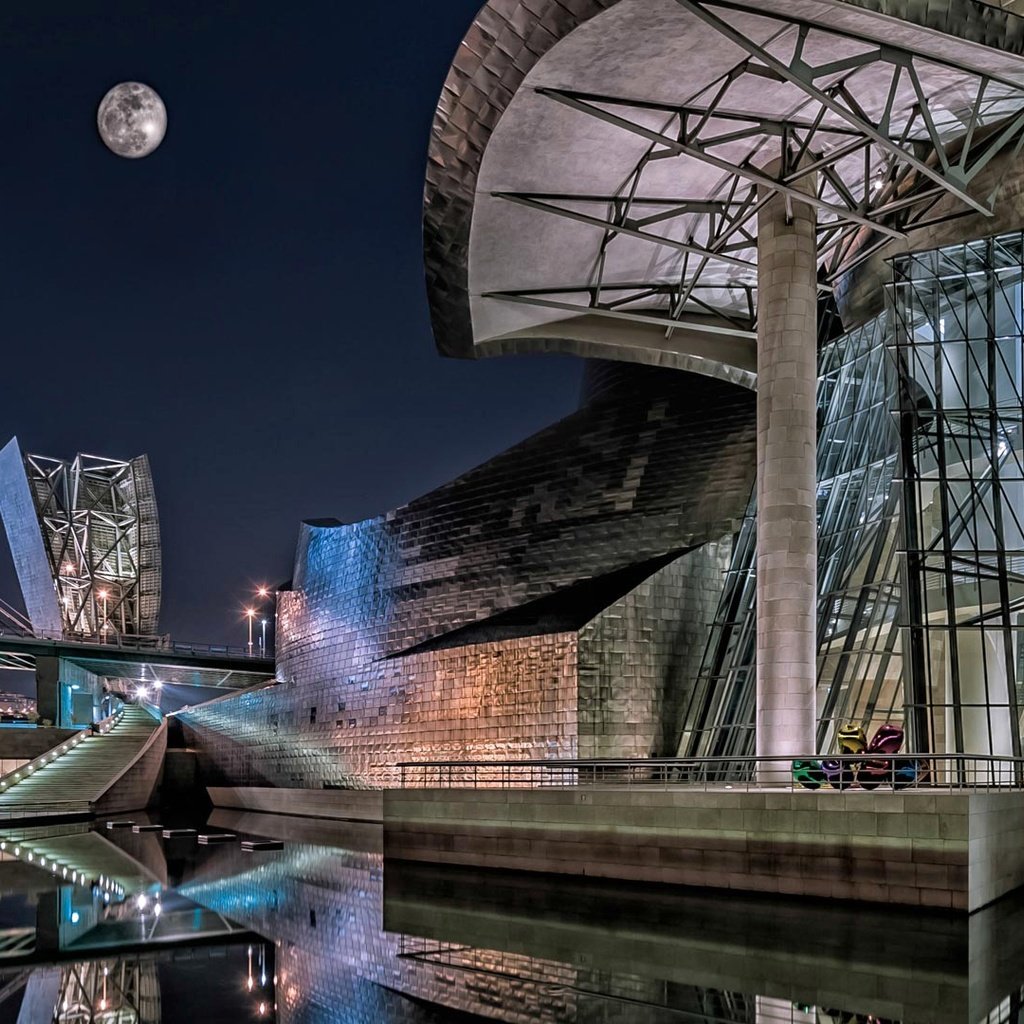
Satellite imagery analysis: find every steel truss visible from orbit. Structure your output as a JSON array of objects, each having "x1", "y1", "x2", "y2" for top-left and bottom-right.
[
  {"x1": 25, "y1": 453, "x2": 156, "y2": 639},
  {"x1": 490, "y1": 0, "x2": 1024, "y2": 337}
]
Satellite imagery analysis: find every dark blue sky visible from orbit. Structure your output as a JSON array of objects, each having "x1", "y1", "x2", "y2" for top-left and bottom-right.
[{"x1": 0, "y1": 0, "x2": 582, "y2": 672}]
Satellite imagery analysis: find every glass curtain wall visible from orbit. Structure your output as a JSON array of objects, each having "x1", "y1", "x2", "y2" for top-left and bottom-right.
[
  {"x1": 893, "y1": 234, "x2": 1024, "y2": 763},
  {"x1": 678, "y1": 230, "x2": 1024, "y2": 761},
  {"x1": 677, "y1": 314, "x2": 902, "y2": 759}
]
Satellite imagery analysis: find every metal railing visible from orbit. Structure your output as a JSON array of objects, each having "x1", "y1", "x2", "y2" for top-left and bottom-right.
[
  {"x1": 0, "y1": 629, "x2": 268, "y2": 660},
  {"x1": 397, "y1": 752, "x2": 1024, "y2": 792},
  {"x1": 0, "y1": 707, "x2": 124, "y2": 796}
]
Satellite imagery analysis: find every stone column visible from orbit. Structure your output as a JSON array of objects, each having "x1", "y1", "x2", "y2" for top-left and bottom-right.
[
  {"x1": 35, "y1": 654, "x2": 60, "y2": 726},
  {"x1": 756, "y1": 174, "x2": 818, "y2": 775}
]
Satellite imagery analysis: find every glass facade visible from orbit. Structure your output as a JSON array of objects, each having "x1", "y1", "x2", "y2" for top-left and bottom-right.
[{"x1": 681, "y1": 231, "x2": 1024, "y2": 761}]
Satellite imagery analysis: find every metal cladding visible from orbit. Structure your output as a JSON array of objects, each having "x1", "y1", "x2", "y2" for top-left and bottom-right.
[
  {"x1": 0, "y1": 438, "x2": 63, "y2": 637},
  {"x1": 424, "y1": 0, "x2": 1024, "y2": 369},
  {"x1": 179, "y1": 365, "x2": 756, "y2": 786},
  {"x1": 0, "y1": 438, "x2": 161, "y2": 639}
]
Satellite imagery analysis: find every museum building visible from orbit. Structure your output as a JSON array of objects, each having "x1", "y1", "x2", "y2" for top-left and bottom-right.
[{"x1": 181, "y1": 0, "x2": 1024, "y2": 786}]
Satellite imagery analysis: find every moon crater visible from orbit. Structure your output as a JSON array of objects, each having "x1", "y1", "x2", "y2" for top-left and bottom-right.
[{"x1": 97, "y1": 82, "x2": 167, "y2": 159}]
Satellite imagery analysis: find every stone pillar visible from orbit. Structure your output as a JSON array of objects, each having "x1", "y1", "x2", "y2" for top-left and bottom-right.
[
  {"x1": 35, "y1": 654, "x2": 60, "y2": 726},
  {"x1": 756, "y1": 175, "x2": 818, "y2": 774}
]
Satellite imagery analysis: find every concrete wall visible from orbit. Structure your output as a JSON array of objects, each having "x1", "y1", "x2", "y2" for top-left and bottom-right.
[
  {"x1": 94, "y1": 720, "x2": 166, "y2": 815},
  {"x1": 969, "y1": 793, "x2": 1024, "y2": 911},
  {"x1": 208, "y1": 785, "x2": 383, "y2": 823},
  {"x1": 0, "y1": 727, "x2": 77, "y2": 759},
  {"x1": 384, "y1": 788, "x2": 977, "y2": 909}
]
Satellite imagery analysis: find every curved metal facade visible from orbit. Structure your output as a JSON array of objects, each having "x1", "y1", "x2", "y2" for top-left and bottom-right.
[
  {"x1": 425, "y1": 0, "x2": 1024, "y2": 366},
  {"x1": 180, "y1": 366, "x2": 756, "y2": 785}
]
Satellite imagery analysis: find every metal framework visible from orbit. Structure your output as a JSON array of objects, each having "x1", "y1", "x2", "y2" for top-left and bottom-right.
[
  {"x1": 486, "y1": 0, "x2": 1024, "y2": 338},
  {"x1": 55, "y1": 959, "x2": 160, "y2": 1024},
  {"x1": 679, "y1": 228, "x2": 1024, "y2": 761},
  {"x1": 24, "y1": 452, "x2": 161, "y2": 640}
]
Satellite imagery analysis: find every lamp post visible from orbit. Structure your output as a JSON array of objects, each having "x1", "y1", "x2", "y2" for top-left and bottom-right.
[
  {"x1": 245, "y1": 608, "x2": 256, "y2": 657},
  {"x1": 97, "y1": 590, "x2": 109, "y2": 644},
  {"x1": 254, "y1": 585, "x2": 274, "y2": 659}
]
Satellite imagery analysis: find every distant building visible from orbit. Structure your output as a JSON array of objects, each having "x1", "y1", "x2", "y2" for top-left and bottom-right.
[
  {"x1": 0, "y1": 438, "x2": 161, "y2": 640},
  {"x1": 0, "y1": 691, "x2": 36, "y2": 721}
]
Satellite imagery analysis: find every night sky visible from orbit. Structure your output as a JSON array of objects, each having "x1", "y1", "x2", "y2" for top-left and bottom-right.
[{"x1": 0, "y1": 0, "x2": 582, "y2": 688}]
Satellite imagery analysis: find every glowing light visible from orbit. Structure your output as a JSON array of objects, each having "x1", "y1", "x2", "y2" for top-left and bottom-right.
[
  {"x1": 136, "y1": 894, "x2": 148, "y2": 910},
  {"x1": 257, "y1": 586, "x2": 270, "y2": 598},
  {"x1": 245, "y1": 607, "x2": 256, "y2": 618},
  {"x1": 70, "y1": 911, "x2": 80, "y2": 924}
]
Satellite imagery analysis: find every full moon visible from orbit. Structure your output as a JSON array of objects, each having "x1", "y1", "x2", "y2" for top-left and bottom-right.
[{"x1": 97, "y1": 82, "x2": 167, "y2": 159}]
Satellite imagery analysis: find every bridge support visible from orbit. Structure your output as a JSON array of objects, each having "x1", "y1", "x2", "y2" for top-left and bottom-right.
[{"x1": 35, "y1": 655, "x2": 59, "y2": 726}]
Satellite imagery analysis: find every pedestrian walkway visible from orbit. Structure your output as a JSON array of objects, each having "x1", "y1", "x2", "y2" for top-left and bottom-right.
[{"x1": 0, "y1": 705, "x2": 159, "y2": 813}]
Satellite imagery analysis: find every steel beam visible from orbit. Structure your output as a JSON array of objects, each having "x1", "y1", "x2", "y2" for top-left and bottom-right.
[{"x1": 674, "y1": 0, "x2": 993, "y2": 216}]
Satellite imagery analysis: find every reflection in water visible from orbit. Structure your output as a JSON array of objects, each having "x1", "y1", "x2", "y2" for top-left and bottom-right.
[
  {"x1": 2, "y1": 812, "x2": 1023, "y2": 1022},
  {"x1": 48, "y1": 958, "x2": 159, "y2": 1024}
]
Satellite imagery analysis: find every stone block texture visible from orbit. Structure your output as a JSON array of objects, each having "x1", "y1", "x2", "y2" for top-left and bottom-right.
[
  {"x1": 755, "y1": 179, "x2": 818, "y2": 763},
  {"x1": 180, "y1": 362, "x2": 756, "y2": 787},
  {"x1": 383, "y1": 788, "x2": 1018, "y2": 910}
]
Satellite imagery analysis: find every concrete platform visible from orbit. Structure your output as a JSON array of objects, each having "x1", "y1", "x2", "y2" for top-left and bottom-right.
[
  {"x1": 207, "y1": 785, "x2": 382, "y2": 823},
  {"x1": 383, "y1": 786, "x2": 1024, "y2": 912}
]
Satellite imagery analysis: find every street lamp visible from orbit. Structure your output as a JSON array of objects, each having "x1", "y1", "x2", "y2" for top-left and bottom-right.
[
  {"x1": 254, "y1": 585, "x2": 274, "y2": 658},
  {"x1": 245, "y1": 608, "x2": 256, "y2": 657}
]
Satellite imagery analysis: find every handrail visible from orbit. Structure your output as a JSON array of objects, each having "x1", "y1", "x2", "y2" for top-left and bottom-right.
[
  {"x1": 0, "y1": 630, "x2": 270, "y2": 660},
  {"x1": 395, "y1": 752, "x2": 1024, "y2": 792},
  {"x1": 0, "y1": 706, "x2": 125, "y2": 796}
]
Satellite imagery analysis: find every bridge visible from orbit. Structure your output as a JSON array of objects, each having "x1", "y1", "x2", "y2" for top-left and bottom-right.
[{"x1": 0, "y1": 632, "x2": 274, "y2": 727}]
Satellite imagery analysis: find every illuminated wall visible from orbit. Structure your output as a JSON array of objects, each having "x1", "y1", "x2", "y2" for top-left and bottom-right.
[{"x1": 180, "y1": 363, "x2": 757, "y2": 787}]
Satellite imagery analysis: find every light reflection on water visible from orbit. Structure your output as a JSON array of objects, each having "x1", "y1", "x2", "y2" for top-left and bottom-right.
[{"x1": 0, "y1": 810, "x2": 1019, "y2": 1023}]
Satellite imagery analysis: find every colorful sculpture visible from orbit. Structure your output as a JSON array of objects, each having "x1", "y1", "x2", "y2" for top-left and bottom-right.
[{"x1": 791, "y1": 723, "x2": 918, "y2": 791}]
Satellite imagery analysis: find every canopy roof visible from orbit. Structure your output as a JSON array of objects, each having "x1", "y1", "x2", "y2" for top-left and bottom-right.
[{"x1": 424, "y1": 0, "x2": 1024, "y2": 381}]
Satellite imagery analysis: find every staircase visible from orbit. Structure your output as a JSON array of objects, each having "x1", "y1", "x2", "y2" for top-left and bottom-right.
[{"x1": 0, "y1": 705, "x2": 161, "y2": 813}]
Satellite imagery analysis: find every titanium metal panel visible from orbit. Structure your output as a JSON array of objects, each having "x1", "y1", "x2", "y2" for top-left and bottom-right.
[
  {"x1": 424, "y1": 0, "x2": 1024, "y2": 363},
  {"x1": 130, "y1": 454, "x2": 162, "y2": 635},
  {"x1": 180, "y1": 364, "x2": 757, "y2": 786},
  {"x1": 0, "y1": 437, "x2": 62, "y2": 637}
]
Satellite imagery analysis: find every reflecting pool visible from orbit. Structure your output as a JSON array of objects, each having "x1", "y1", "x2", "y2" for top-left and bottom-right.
[{"x1": 0, "y1": 808, "x2": 1020, "y2": 1023}]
